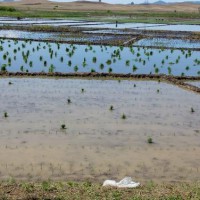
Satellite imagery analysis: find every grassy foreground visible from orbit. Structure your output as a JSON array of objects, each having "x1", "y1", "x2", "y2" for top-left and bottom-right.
[{"x1": 0, "y1": 180, "x2": 199, "y2": 200}]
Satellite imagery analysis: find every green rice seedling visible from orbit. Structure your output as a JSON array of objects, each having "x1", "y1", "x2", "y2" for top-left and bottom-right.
[
  {"x1": 4, "y1": 112, "x2": 8, "y2": 118},
  {"x1": 91, "y1": 69, "x2": 96, "y2": 72},
  {"x1": 147, "y1": 137, "x2": 153, "y2": 144},
  {"x1": 132, "y1": 65, "x2": 137, "y2": 72},
  {"x1": 191, "y1": 107, "x2": 195, "y2": 113},
  {"x1": 155, "y1": 68, "x2": 159, "y2": 74},
  {"x1": 185, "y1": 66, "x2": 189, "y2": 70},
  {"x1": 1, "y1": 64, "x2": 7, "y2": 72},
  {"x1": 20, "y1": 66, "x2": 24, "y2": 72},
  {"x1": 109, "y1": 105, "x2": 114, "y2": 111},
  {"x1": 108, "y1": 67, "x2": 112, "y2": 73},
  {"x1": 67, "y1": 98, "x2": 71, "y2": 104},
  {"x1": 81, "y1": 88, "x2": 85, "y2": 93},
  {"x1": 8, "y1": 81, "x2": 13, "y2": 85},
  {"x1": 68, "y1": 60, "x2": 72, "y2": 66},
  {"x1": 29, "y1": 61, "x2": 33, "y2": 67},
  {"x1": 49, "y1": 64, "x2": 55, "y2": 73},
  {"x1": 74, "y1": 66, "x2": 78, "y2": 72},
  {"x1": 121, "y1": 113, "x2": 126, "y2": 119},
  {"x1": 106, "y1": 59, "x2": 112, "y2": 65},
  {"x1": 61, "y1": 124, "x2": 66, "y2": 130},
  {"x1": 44, "y1": 61, "x2": 47, "y2": 67},
  {"x1": 168, "y1": 67, "x2": 171, "y2": 75},
  {"x1": 92, "y1": 57, "x2": 97, "y2": 63},
  {"x1": 100, "y1": 63, "x2": 104, "y2": 70},
  {"x1": 126, "y1": 60, "x2": 130, "y2": 66},
  {"x1": 3, "y1": 54, "x2": 7, "y2": 60}
]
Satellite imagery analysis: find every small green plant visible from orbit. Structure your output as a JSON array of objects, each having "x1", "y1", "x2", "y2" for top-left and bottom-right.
[
  {"x1": 147, "y1": 137, "x2": 153, "y2": 144},
  {"x1": 4, "y1": 112, "x2": 8, "y2": 118},
  {"x1": 8, "y1": 81, "x2": 13, "y2": 85},
  {"x1": 61, "y1": 124, "x2": 66, "y2": 130},
  {"x1": 191, "y1": 107, "x2": 195, "y2": 113},
  {"x1": 121, "y1": 113, "x2": 126, "y2": 119},
  {"x1": 67, "y1": 98, "x2": 71, "y2": 104},
  {"x1": 41, "y1": 181, "x2": 52, "y2": 191},
  {"x1": 109, "y1": 105, "x2": 114, "y2": 111},
  {"x1": 81, "y1": 88, "x2": 85, "y2": 93}
]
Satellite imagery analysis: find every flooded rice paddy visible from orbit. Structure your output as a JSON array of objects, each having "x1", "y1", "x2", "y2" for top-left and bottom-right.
[
  {"x1": 0, "y1": 17, "x2": 200, "y2": 32},
  {"x1": 134, "y1": 38, "x2": 200, "y2": 49},
  {"x1": 0, "y1": 78, "x2": 200, "y2": 182},
  {"x1": 0, "y1": 39, "x2": 200, "y2": 76},
  {"x1": 75, "y1": 23, "x2": 200, "y2": 32},
  {"x1": 0, "y1": 30, "x2": 117, "y2": 42}
]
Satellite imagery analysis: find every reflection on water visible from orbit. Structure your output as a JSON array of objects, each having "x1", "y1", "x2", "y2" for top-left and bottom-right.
[
  {"x1": 0, "y1": 39, "x2": 199, "y2": 76},
  {"x1": 134, "y1": 38, "x2": 200, "y2": 49}
]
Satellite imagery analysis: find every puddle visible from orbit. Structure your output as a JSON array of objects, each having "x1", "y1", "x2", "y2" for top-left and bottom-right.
[
  {"x1": 0, "y1": 78, "x2": 199, "y2": 181},
  {"x1": 134, "y1": 38, "x2": 200, "y2": 49},
  {"x1": 0, "y1": 39, "x2": 199, "y2": 76}
]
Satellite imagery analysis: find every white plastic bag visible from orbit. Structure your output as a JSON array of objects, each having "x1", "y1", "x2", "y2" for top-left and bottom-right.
[{"x1": 103, "y1": 177, "x2": 140, "y2": 188}]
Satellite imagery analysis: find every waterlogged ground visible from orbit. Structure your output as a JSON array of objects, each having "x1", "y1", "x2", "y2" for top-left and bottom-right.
[
  {"x1": 0, "y1": 39, "x2": 200, "y2": 76},
  {"x1": 134, "y1": 38, "x2": 200, "y2": 49},
  {"x1": 74, "y1": 23, "x2": 200, "y2": 32},
  {"x1": 0, "y1": 78, "x2": 200, "y2": 182},
  {"x1": 0, "y1": 30, "x2": 118, "y2": 42}
]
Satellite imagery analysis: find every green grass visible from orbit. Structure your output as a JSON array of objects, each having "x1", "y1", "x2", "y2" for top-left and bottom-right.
[
  {"x1": 0, "y1": 180, "x2": 199, "y2": 199},
  {"x1": 0, "y1": 7, "x2": 200, "y2": 25}
]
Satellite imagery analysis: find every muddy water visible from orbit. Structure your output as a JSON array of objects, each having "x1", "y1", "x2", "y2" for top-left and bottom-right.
[{"x1": 0, "y1": 78, "x2": 200, "y2": 182}]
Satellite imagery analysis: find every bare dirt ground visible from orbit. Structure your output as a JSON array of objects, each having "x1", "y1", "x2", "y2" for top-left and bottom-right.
[
  {"x1": 1, "y1": 0, "x2": 200, "y2": 13},
  {"x1": 0, "y1": 78, "x2": 199, "y2": 183}
]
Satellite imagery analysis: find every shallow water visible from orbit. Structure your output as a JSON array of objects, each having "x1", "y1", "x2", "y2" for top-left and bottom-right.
[
  {"x1": 0, "y1": 30, "x2": 115, "y2": 42},
  {"x1": 0, "y1": 39, "x2": 199, "y2": 76},
  {"x1": 76, "y1": 23, "x2": 200, "y2": 32},
  {"x1": 75, "y1": 23, "x2": 166, "y2": 29},
  {"x1": 134, "y1": 38, "x2": 200, "y2": 49},
  {"x1": 138, "y1": 24, "x2": 200, "y2": 32},
  {"x1": 187, "y1": 81, "x2": 200, "y2": 87},
  {"x1": 0, "y1": 78, "x2": 199, "y2": 182}
]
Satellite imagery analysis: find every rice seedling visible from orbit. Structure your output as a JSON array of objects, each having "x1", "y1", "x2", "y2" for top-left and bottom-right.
[
  {"x1": 147, "y1": 137, "x2": 153, "y2": 144},
  {"x1": 67, "y1": 98, "x2": 71, "y2": 104},
  {"x1": 4, "y1": 112, "x2": 8, "y2": 118},
  {"x1": 121, "y1": 113, "x2": 126, "y2": 119},
  {"x1": 61, "y1": 124, "x2": 66, "y2": 130},
  {"x1": 109, "y1": 105, "x2": 114, "y2": 111}
]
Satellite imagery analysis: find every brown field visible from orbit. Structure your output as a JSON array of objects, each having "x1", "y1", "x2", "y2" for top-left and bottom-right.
[{"x1": 1, "y1": 0, "x2": 200, "y2": 13}]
